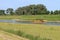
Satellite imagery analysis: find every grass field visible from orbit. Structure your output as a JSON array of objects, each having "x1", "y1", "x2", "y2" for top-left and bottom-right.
[
  {"x1": 0, "y1": 23, "x2": 60, "y2": 40},
  {"x1": 0, "y1": 15, "x2": 60, "y2": 21},
  {"x1": 0, "y1": 15, "x2": 60, "y2": 40},
  {"x1": 0, "y1": 30, "x2": 29, "y2": 40}
]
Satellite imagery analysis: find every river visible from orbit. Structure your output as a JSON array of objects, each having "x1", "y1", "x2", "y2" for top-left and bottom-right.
[{"x1": 0, "y1": 19, "x2": 60, "y2": 26}]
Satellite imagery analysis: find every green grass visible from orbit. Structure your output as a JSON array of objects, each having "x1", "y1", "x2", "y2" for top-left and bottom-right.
[
  {"x1": 0, "y1": 30, "x2": 29, "y2": 40},
  {"x1": 0, "y1": 23, "x2": 60, "y2": 40},
  {"x1": 0, "y1": 23, "x2": 50, "y2": 40},
  {"x1": 0, "y1": 15, "x2": 60, "y2": 21}
]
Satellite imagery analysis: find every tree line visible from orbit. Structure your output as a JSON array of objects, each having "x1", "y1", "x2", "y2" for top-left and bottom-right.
[{"x1": 0, "y1": 4, "x2": 60, "y2": 15}]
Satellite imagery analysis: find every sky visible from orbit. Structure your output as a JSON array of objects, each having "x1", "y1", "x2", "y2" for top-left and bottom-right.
[{"x1": 0, "y1": 0, "x2": 60, "y2": 11}]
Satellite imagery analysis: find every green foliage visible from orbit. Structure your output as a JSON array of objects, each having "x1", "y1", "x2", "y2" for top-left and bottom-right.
[
  {"x1": 0, "y1": 10, "x2": 5, "y2": 15},
  {"x1": 6, "y1": 8, "x2": 15, "y2": 15},
  {"x1": 15, "y1": 4, "x2": 48, "y2": 15},
  {"x1": 50, "y1": 11, "x2": 54, "y2": 15},
  {"x1": 0, "y1": 4, "x2": 60, "y2": 15},
  {"x1": 54, "y1": 10, "x2": 60, "y2": 14}
]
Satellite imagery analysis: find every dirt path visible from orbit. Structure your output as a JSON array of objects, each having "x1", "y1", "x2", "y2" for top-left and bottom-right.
[{"x1": 0, "y1": 30, "x2": 29, "y2": 40}]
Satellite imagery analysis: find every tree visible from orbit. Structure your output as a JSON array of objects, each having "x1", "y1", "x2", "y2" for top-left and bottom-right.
[
  {"x1": 50, "y1": 11, "x2": 54, "y2": 14},
  {"x1": 15, "y1": 4, "x2": 47, "y2": 15},
  {"x1": 46, "y1": 11, "x2": 50, "y2": 15},
  {"x1": 54, "y1": 10, "x2": 60, "y2": 15},
  {"x1": 15, "y1": 7, "x2": 25, "y2": 15},
  {"x1": 58, "y1": 10, "x2": 60, "y2": 14},
  {"x1": 6, "y1": 8, "x2": 14, "y2": 15},
  {"x1": 0, "y1": 10, "x2": 5, "y2": 15},
  {"x1": 36, "y1": 4, "x2": 47, "y2": 15}
]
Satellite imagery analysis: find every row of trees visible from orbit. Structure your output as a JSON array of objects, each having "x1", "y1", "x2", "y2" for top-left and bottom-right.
[
  {"x1": 0, "y1": 4, "x2": 60, "y2": 15},
  {"x1": 15, "y1": 4, "x2": 48, "y2": 15}
]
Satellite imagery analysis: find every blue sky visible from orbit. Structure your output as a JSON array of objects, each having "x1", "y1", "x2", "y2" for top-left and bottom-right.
[{"x1": 0, "y1": 0, "x2": 60, "y2": 11}]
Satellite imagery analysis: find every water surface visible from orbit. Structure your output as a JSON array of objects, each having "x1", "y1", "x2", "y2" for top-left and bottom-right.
[{"x1": 0, "y1": 20, "x2": 60, "y2": 26}]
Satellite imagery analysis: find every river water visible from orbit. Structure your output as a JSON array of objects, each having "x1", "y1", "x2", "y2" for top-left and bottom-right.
[{"x1": 0, "y1": 20, "x2": 60, "y2": 26}]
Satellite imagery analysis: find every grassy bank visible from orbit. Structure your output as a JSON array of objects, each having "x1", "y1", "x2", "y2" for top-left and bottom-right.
[
  {"x1": 0, "y1": 23, "x2": 60, "y2": 40},
  {"x1": 0, "y1": 30, "x2": 29, "y2": 40},
  {"x1": 0, "y1": 15, "x2": 60, "y2": 21}
]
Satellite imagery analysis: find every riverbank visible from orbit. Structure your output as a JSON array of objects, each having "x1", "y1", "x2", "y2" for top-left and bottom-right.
[
  {"x1": 0, "y1": 15, "x2": 60, "y2": 21},
  {"x1": 0, "y1": 30, "x2": 29, "y2": 40},
  {"x1": 0, "y1": 23, "x2": 60, "y2": 40}
]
